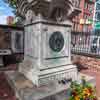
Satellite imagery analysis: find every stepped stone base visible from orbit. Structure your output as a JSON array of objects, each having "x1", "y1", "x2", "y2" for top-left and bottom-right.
[
  {"x1": 19, "y1": 60, "x2": 78, "y2": 86},
  {"x1": 5, "y1": 71, "x2": 95, "y2": 100}
]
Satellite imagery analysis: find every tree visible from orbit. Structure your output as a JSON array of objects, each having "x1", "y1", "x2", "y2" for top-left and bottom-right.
[
  {"x1": 4, "y1": 0, "x2": 17, "y2": 13},
  {"x1": 4, "y1": 0, "x2": 24, "y2": 25}
]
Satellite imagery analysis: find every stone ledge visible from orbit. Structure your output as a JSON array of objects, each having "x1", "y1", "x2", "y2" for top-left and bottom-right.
[
  {"x1": 78, "y1": 73, "x2": 96, "y2": 86},
  {"x1": 5, "y1": 71, "x2": 96, "y2": 100}
]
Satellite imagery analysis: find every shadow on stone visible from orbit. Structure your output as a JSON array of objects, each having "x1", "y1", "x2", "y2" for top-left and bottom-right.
[{"x1": 74, "y1": 62, "x2": 88, "y2": 71}]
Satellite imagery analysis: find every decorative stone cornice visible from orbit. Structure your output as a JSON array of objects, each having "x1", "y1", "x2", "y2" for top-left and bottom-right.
[{"x1": 16, "y1": 0, "x2": 81, "y2": 22}]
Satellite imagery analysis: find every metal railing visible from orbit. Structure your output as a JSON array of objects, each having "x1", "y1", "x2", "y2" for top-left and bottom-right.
[{"x1": 71, "y1": 32, "x2": 100, "y2": 58}]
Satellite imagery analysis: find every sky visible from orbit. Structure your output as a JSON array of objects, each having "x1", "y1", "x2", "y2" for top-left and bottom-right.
[{"x1": 0, "y1": 0, "x2": 14, "y2": 24}]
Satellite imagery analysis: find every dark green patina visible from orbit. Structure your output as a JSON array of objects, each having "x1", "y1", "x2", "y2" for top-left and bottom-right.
[{"x1": 49, "y1": 31, "x2": 64, "y2": 52}]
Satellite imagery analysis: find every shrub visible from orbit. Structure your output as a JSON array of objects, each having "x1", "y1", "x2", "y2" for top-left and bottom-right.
[{"x1": 69, "y1": 76, "x2": 97, "y2": 100}]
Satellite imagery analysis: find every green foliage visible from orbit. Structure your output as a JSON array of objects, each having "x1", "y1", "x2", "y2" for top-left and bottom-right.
[
  {"x1": 69, "y1": 77, "x2": 97, "y2": 100},
  {"x1": 4, "y1": 0, "x2": 24, "y2": 25},
  {"x1": 4, "y1": 0, "x2": 17, "y2": 16},
  {"x1": 4, "y1": 0, "x2": 17, "y2": 9}
]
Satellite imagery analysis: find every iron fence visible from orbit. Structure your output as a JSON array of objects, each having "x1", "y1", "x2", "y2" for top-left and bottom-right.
[{"x1": 71, "y1": 33, "x2": 100, "y2": 57}]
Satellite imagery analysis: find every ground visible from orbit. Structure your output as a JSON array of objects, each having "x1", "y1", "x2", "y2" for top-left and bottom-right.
[
  {"x1": 0, "y1": 72, "x2": 16, "y2": 100},
  {"x1": 81, "y1": 68, "x2": 100, "y2": 99},
  {"x1": 72, "y1": 55, "x2": 100, "y2": 99},
  {"x1": 0, "y1": 68, "x2": 100, "y2": 100}
]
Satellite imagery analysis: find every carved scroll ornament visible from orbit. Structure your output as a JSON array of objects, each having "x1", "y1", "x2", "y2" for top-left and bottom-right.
[{"x1": 17, "y1": 0, "x2": 80, "y2": 22}]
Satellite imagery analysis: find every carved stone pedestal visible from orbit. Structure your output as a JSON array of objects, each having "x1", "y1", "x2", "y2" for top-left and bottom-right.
[
  {"x1": 17, "y1": 0, "x2": 81, "y2": 86},
  {"x1": 19, "y1": 20, "x2": 78, "y2": 86}
]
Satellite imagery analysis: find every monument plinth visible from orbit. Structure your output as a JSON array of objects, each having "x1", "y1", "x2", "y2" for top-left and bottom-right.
[{"x1": 17, "y1": 0, "x2": 81, "y2": 86}]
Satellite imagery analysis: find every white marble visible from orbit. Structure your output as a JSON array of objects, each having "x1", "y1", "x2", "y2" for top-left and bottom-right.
[
  {"x1": 18, "y1": 0, "x2": 80, "y2": 86},
  {"x1": 19, "y1": 20, "x2": 78, "y2": 86},
  {"x1": 5, "y1": 71, "x2": 96, "y2": 100}
]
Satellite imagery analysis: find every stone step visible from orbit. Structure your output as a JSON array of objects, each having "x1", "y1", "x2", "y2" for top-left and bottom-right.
[{"x1": 6, "y1": 71, "x2": 96, "y2": 100}]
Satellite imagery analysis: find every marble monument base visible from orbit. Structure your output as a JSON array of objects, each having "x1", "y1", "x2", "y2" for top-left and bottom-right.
[
  {"x1": 5, "y1": 71, "x2": 95, "y2": 100},
  {"x1": 19, "y1": 63, "x2": 78, "y2": 86}
]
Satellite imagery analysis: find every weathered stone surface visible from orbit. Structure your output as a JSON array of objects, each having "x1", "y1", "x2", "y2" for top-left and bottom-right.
[
  {"x1": 17, "y1": 0, "x2": 81, "y2": 87},
  {"x1": 5, "y1": 71, "x2": 95, "y2": 100},
  {"x1": 16, "y1": 0, "x2": 80, "y2": 21}
]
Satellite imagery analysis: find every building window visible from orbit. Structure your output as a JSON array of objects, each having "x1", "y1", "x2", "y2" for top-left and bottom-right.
[
  {"x1": 96, "y1": 3, "x2": 100, "y2": 10},
  {"x1": 75, "y1": 23, "x2": 78, "y2": 32},
  {"x1": 77, "y1": 24, "x2": 80, "y2": 32},
  {"x1": 96, "y1": 12, "x2": 100, "y2": 21},
  {"x1": 89, "y1": 6, "x2": 93, "y2": 13},
  {"x1": 84, "y1": 2, "x2": 88, "y2": 9},
  {"x1": 83, "y1": 25, "x2": 88, "y2": 32},
  {"x1": 84, "y1": 14, "x2": 87, "y2": 19},
  {"x1": 12, "y1": 31, "x2": 23, "y2": 53},
  {"x1": 15, "y1": 33, "x2": 22, "y2": 50}
]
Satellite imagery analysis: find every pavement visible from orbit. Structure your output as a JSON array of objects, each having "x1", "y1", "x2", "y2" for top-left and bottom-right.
[
  {"x1": 0, "y1": 65, "x2": 99, "y2": 100},
  {"x1": 0, "y1": 72, "x2": 16, "y2": 100},
  {"x1": 81, "y1": 68, "x2": 100, "y2": 99}
]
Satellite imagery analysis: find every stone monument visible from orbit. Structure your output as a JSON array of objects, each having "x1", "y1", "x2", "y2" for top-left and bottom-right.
[{"x1": 17, "y1": 0, "x2": 81, "y2": 86}]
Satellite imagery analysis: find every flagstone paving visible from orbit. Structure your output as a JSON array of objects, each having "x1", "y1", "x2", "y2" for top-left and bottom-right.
[{"x1": 81, "y1": 68, "x2": 100, "y2": 99}]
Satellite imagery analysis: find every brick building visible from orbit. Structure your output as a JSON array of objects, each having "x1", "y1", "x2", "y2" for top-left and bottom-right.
[
  {"x1": 7, "y1": 16, "x2": 14, "y2": 25},
  {"x1": 93, "y1": 0, "x2": 100, "y2": 34},
  {"x1": 72, "y1": 0, "x2": 95, "y2": 33}
]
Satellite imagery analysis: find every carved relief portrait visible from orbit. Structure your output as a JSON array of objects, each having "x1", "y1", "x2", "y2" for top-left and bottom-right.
[
  {"x1": 49, "y1": 31, "x2": 64, "y2": 52},
  {"x1": 25, "y1": 10, "x2": 35, "y2": 23}
]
